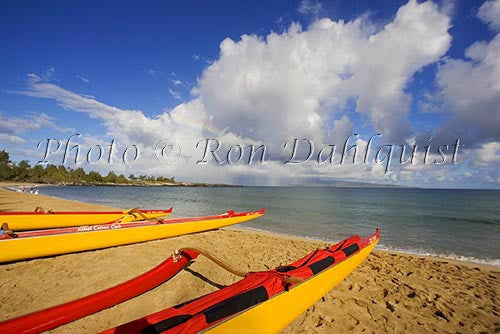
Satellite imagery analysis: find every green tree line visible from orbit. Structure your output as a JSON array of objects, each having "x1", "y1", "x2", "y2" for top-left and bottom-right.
[{"x1": 0, "y1": 150, "x2": 175, "y2": 184}]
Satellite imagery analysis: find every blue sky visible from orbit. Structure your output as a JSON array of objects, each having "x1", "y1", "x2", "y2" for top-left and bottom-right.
[{"x1": 1, "y1": 0, "x2": 499, "y2": 188}]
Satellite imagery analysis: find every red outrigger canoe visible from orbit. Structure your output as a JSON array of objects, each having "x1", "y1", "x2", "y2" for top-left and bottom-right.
[
  {"x1": 0, "y1": 209, "x2": 265, "y2": 263},
  {"x1": 0, "y1": 229, "x2": 380, "y2": 334}
]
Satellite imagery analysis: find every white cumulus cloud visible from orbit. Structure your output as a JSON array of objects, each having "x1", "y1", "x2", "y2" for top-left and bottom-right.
[
  {"x1": 434, "y1": 32, "x2": 500, "y2": 145},
  {"x1": 478, "y1": 0, "x2": 500, "y2": 31},
  {"x1": 475, "y1": 141, "x2": 500, "y2": 165},
  {"x1": 198, "y1": 0, "x2": 451, "y2": 147}
]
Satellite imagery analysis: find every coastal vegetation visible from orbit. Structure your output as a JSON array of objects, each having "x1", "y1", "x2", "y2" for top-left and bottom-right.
[{"x1": 0, "y1": 149, "x2": 177, "y2": 185}]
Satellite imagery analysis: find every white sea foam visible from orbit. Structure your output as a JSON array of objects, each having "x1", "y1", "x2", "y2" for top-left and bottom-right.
[
  {"x1": 377, "y1": 244, "x2": 500, "y2": 268},
  {"x1": 240, "y1": 226, "x2": 500, "y2": 268},
  {"x1": 4, "y1": 186, "x2": 22, "y2": 192}
]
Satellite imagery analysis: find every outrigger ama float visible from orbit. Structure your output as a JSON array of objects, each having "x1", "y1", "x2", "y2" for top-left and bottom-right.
[
  {"x1": 0, "y1": 229, "x2": 379, "y2": 334},
  {"x1": 0, "y1": 209, "x2": 265, "y2": 263}
]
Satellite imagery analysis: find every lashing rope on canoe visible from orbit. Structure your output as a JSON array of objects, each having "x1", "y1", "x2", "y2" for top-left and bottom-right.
[
  {"x1": 174, "y1": 247, "x2": 303, "y2": 284},
  {"x1": 124, "y1": 208, "x2": 149, "y2": 220},
  {"x1": 122, "y1": 208, "x2": 166, "y2": 222}
]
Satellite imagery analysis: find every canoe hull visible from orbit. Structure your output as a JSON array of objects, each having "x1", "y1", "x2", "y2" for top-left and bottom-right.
[
  {"x1": 0, "y1": 210, "x2": 264, "y2": 263},
  {"x1": 0, "y1": 209, "x2": 173, "y2": 231}
]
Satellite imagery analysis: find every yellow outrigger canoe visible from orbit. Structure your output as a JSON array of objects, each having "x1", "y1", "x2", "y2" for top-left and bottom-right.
[
  {"x1": 0, "y1": 208, "x2": 173, "y2": 231},
  {"x1": 0, "y1": 209, "x2": 264, "y2": 263}
]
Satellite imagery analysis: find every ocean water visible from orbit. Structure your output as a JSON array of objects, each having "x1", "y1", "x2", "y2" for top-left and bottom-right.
[{"x1": 38, "y1": 186, "x2": 500, "y2": 266}]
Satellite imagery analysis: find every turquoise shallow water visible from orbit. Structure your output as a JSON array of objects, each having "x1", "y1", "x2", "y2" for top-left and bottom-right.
[{"x1": 37, "y1": 186, "x2": 500, "y2": 266}]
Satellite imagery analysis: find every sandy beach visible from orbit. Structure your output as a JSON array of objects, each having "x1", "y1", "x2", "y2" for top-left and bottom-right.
[{"x1": 0, "y1": 184, "x2": 498, "y2": 333}]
